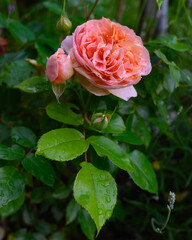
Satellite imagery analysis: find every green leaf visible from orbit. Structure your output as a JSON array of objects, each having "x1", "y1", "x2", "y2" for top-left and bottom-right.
[
  {"x1": 22, "y1": 153, "x2": 55, "y2": 187},
  {"x1": 0, "y1": 13, "x2": 6, "y2": 28},
  {"x1": 23, "y1": 205, "x2": 37, "y2": 226},
  {"x1": 50, "y1": 232, "x2": 66, "y2": 240},
  {"x1": 35, "y1": 42, "x2": 54, "y2": 62},
  {"x1": 103, "y1": 113, "x2": 126, "y2": 134},
  {"x1": 128, "y1": 150, "x2": 158, "y2": 195},
  {"x1": 0, "y1": 192, "x2": 25, "y2": 218},
  {"x1": 114, "y1": 132, "x2": 143, "y2": 145},
  {"x1": 156, "y1": 0, "x2": 165, "y2": 9},
  {"x1": 46, "y1": 102, "x2": 83, "y2": 125},
  {"x1": 11, "y1": 230, "x2": 46, "y2": 240},
  {"x1": 36, "y1": 128, "x2": 89, "y2": 161},
  {"x1": 43, "y1": 1, "x2": 62, "y2": 15},
  {"x1": 12, "y1": 126, "x2": 37, "y2": 148},
  {"x1": 154, "y1": 49, "x2": 175, "y2": 66},
  {"x1": 164, "y1": 72, "x2": 175, "y2": 93},
  {"x1": 87, "y1": 136, "x2": 133, "y2": 172},
  {"x1": 149, "y1": 118, "x2": 175, "y2": 141},
  {"x1": 78, "y1": 209, "x2": 96, "y2": 240},
  {"x1": 15, "y1": 76, "x2": 51, "y2": 93},
  {"x1": 7, "y1": 19, "x2": 35, "y2": 44},
  {"x1": 153, "y1": 98, "x2": 169, "y2": 122},
  {"x1": 2, "y1": 60, "x2": 36, "y2": 87},
  {"x1": 0, "y1": 144, "x2": 25, "y2": 160},
  {"x1": 52, "y1": 185, "x2": 70, "y2": 199},
  {"x1": 150, "y1": 35, "x2": 189, "y2": 52},
  {"x1": 33, "y1": 233, "x2": 47, "y2": 240},
  {"x1": 31, "y1": 186, "x2": 50, "y2": 203},
  {"x1": 132, "y1": 117, "x2": 151, "y2": 147},
  {"x1": 0, "y1": 166, "x2": 25, "y2": 208},
  {"x1": 66, "y1": 199, "x2": 81, "y2": 225},
  {"x1": 74, "y1": 162, "x2": 117, "y2": 234},
  {"x1": 0, "y1": 122, "x2": 9, "y2": 143},
  {"x1": 169, "y1": 66, "x2": 181, "y2": 88}
]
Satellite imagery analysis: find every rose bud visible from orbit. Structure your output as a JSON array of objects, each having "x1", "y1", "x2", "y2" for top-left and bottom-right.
[
  {"x1": 56, "y1": 15, "x2": 72, "y2": 35},
  {"x1": 46, "y1": 48, "x2": 74, "y2": 85},
  {"x1": 91, "y1": 113, "x2": 109, "y2": 130}
]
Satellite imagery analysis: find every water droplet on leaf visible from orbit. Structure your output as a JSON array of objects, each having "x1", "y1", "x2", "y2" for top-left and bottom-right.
[{"x1": 105, "y1": 195, "x2": 111, "y2": 203}]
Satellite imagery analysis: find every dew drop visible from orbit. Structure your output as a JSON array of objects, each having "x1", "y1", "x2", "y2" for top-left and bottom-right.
[
  {"x1": 110, "y1": 204, "x2": 115, "y2": 210},
  {"x1": 100, "y1": 174, "x2": 105, "y2": 181},
  {"x1": 106, "y1": 189, "x2": 110, "y2": 194},
  {"x1": 106, "y1": 210, "x2": 111, "y2": 218},
  {"x1": 98, "y1": 209, "x2": 103, "y2": 215},
  {"x1": 105, "y1": 195, "x2": 111, "y2": 203},
  {"x1": 104, "y1": 182, "x2": 110, "y2": 187}
]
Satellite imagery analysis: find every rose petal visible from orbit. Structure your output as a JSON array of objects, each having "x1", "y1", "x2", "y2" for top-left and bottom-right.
[
  {"x1": 108, "y1": 85, "x2": 137, "y2": 101},
  {"x1": 76, "y1": 71, "x2": 109, "y2": 96},
  {"x1": 46, "y1": 54, "x2": 58, "y2": 82},
  {"x1": 61, "y1": 35, "x2": 73, "y2": 53}
]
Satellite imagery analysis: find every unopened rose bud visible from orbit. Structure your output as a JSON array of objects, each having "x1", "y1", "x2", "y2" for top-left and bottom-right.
[
  {"x1": 46, "y1": 48, "x2": 74, "y2": 85},
  {"x1": 56, "y1": 15, "x2": 72, "y2": 35},
  {"x1": 91, "y1": 113, "x2": 108, "y2": 130}
]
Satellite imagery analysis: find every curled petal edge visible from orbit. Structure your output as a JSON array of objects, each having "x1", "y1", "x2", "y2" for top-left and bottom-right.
[{"x1": 108, "y1": 85, "x2": 137, "y2": 101}]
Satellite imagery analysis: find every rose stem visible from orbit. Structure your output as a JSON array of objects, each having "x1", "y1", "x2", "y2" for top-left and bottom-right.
[
  {"x1": 86, "y1": 0, "x2": 99, "y2": 20},
  {"x1": 81, "y1": 0, "x2": 88, "y2": 19}
]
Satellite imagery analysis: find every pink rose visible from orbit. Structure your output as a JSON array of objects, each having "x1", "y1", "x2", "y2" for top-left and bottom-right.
[
  {"x1": 61, "y1": 17, "x2": 151, "y2": 101},
  {"x1": 46, "y1": 48, "x2": 74, "y2": 85}
]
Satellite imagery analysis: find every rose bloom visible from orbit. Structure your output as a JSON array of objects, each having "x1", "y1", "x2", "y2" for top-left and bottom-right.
[
  {"x1": 46, "y1": 48, "x2": 74, "y2": 84},
  {"x1": 61, "y1": 17, "x2": 151, "y2": 101}
]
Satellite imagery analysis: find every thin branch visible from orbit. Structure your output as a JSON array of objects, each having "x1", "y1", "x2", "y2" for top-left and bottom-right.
[
  {"x1": 86, "y1": 0, "x2": 99, "y2": 21},
  {"x1": 81, "y1": 0, "x2": 88, "y2": 19},
  {"x1": 84, "y1": 113, "x2": 91, "y2": 125},
  {"x1": 83, "y1": 117, "x2": 88, "y2": 163},
  {"x1": 116, "y1": 0, "x2": 125, "y2": 22}
]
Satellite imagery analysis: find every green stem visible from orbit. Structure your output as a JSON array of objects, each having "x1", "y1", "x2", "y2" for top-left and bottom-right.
[
  {"x1": 161, "y1": 207, "x2": 171, "y2": 232},
  {"x1": 85, "y1": 92, "x2": 92, "y2": 111},
  {"x1": 151, "y1": 206, "x2": 172, "y2": 234},
  {"x1": 86, "y1": 0, "x2": 99, "y2": 20},
  {"x1": 79, "y1": 85, "x2": 85, "y2": 112},
  {"x1": 182, "y1": 0, "x2": 192, "y2": 27},
  {"x1": 81, "y1": 0, "x2": 88, "y2": 19},
  {"x1": 63, "y1": 0, "x2": 66, "y2": 15}
]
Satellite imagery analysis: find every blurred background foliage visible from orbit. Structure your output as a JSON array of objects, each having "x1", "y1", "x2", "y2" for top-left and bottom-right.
[{"x1": 0, "y1": 0, "x2": 192, "y2": 239}]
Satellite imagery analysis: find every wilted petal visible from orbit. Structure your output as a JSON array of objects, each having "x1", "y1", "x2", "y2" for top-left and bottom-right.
[{"x1": 109, "y1": 85, "x2": 137, "y2": 101}]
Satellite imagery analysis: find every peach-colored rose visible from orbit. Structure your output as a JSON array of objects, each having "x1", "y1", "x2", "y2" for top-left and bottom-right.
[
  {"x1": 61, "y1": 17, "x2": 151, "y2": 100},
  {"x1": 46, "y1": 48, "x2": 74, "y2": 84}
]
